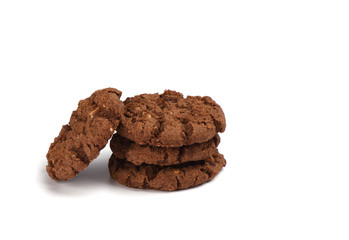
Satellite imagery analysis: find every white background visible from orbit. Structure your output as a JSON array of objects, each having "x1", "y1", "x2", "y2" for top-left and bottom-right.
[{"x1": 0, "y1": 0, "x2": 348, "y2": 239}]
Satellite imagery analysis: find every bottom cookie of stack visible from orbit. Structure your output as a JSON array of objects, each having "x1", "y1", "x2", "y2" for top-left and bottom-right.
[{"x1": 108, "y1": 153, "x2": 226, "y2": 191}]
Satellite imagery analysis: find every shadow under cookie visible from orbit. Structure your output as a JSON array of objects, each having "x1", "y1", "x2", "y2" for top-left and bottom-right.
[{"x1": 108, "y1": 152, "x2": 226, "y2": 191}]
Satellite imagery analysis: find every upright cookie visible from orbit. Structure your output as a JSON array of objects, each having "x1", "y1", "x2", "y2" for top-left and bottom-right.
[
  {"x1": 108, "y1": 152, "x2": 226, "y2": 191},
  {"x1": 46, "y1": 88, "x2": 124, "y2": 181},
  {"x1": 110, "y1": 134, "x2": 220, "y2": 166},
  {"x1": 117, "y1": 90, "x2": 226, "y2": 147}
]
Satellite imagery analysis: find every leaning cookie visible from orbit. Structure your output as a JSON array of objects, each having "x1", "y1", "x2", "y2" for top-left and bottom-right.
[
  {"x1": 46, "y1": 88, "x2": 125, "y2": 181},
  {"x1": 108, "y1": 153, "x2": 226, "y2": 191},
  {"x1": 110, "y1": 134, "x2": 220, "y2": 166},
  {"x1": 117, "y1": 90, "x2": 226, "y2": 147}
]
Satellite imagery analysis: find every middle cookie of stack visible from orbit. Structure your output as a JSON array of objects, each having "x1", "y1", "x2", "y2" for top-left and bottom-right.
[
  {"x1": 109, "y1": 90, "x2": 226, "y2": 191},
  {"x1": 110, "y1": 134, "x2": 220, "y2": 166}
]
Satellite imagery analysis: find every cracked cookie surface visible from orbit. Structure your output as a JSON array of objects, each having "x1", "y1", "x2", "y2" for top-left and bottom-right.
[
  {"x1": 110, "y1": 134, "x2": 220, "y2": 166},
  {"x1": 108, "y1": 152, "x2": 226, "y2": 191},
  {"x1": 46, "y1": 88, "x2": 124, "y2": 181},
  {"x1": 117, "y1": 90, "x2": 226, "y2": 147}
]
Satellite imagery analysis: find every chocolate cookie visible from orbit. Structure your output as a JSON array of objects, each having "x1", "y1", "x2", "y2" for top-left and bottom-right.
[
  {"x1": 117, "y1": 90, "x2": 226, "y2": 147},
  {"x1": 46, "y1": 88, "x2": 124, "y2": 181},
  {"x1": 108, "y1": 152, "x2": 226, "y2": 191},
  {"x1": 110, "y1": 134, "x2": 220, "y2": 166}
]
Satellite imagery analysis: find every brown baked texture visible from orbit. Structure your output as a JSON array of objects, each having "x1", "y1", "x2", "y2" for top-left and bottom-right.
[
  {"x1": 110, "y1": 134, "x2": 220, "y2": 166},
  {"x1": 117, "y1": 90, "x2": 226, "y2": 147},
  {"x1": 108, "y1": 152, "x2": 226, "y2": 191},
  {"x1": 46, "y1": 88, "x2": 124, "y2": 181}
]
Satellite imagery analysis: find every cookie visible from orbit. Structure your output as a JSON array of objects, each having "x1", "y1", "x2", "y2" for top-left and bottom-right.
[
  {"x1": 110, "y1": 134, "x2": 220, "y2": 166},
  {"x1": 108, "y1": 152, "x2": 226, "y2": 191},
  {"x1": 117, "y1": 90, "x2": 226, "y2": 147},
  {"x1": 46, "y1": 88, "x2": 124, "y2": 181}
]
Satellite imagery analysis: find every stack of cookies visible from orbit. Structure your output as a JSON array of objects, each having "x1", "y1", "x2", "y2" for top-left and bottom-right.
[
  {"x1": 108, "y1": 90, "x2": 226, "y2": 191},
  {"x1": 46, "y1": 88, "x2": 226, "y2": 191}
]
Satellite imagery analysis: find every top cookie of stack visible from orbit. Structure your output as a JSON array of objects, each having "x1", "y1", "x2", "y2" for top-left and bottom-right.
[
  {"x1": 108, "y1": 90, "x2": 226, "y2": 191},
  {"x1": 117, "y1": 90, "x2": 226, "y2": 147}
]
